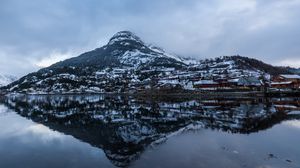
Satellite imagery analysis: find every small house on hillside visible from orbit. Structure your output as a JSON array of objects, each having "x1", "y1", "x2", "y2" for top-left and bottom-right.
[
  {"x1": 237, "y1": 77, "x2": 262, "y2": 87},
  {"x1": 271, "y1": 81, "x2": 297, "y2": 89},
  {"x1": 228, "y1": 76, "x2": 263, "y2": 91},
  {"x1": 193, "y1": 80, "x2": 219, "y2": 90},
  {"x1": 228, "y1": 77, "x2": 262, "y2": 86},
  {"x1": 95, "y1": 71, "x2": 107, "y2": 79},
  {"x1": 112, "y1": 68, "x2": 127, "y2": 74},
  {"x1": 158, "y1": 77, "x2": 180, "y2": 86},
  {"x1": 272, "y1": 74, "x2": 300, "y2": 82},
  {"x1": 271, "y1": 74, "x2": 300, "y2": 89}
]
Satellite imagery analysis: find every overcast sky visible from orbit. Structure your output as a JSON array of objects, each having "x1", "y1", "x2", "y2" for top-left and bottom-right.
[{"x1": 1, "y1": 0, "x2": 300, "y2": 76}]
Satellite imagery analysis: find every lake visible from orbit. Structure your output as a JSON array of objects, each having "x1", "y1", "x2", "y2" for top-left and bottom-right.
[{"x1": 0, "y1": 94, "x2": 299, "y2": 168}]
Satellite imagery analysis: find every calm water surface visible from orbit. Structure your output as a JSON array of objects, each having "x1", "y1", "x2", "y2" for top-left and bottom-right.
[{"x1": 0, "y1": 95, "x2": 299, "y2": 168}]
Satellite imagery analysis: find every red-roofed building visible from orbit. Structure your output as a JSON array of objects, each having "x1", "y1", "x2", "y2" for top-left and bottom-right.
[{"x1": 271, "y1": 74, "x2": 300, "y2": 89}]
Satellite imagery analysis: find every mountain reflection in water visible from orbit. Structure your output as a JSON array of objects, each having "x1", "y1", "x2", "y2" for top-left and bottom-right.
[{"x1": 2, "y1": 95, "x2": 300, "y2": 167}]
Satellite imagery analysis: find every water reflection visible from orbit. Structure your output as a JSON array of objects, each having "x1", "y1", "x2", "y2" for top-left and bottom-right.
[
  {"x1": 1, "y1": 95, "x2": 300, "y2": 167},
  {"x1": 0, "y1": 109, "x2": 114, "y2": 168}
]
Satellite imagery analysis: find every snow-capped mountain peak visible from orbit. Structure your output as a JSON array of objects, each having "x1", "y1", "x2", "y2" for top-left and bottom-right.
[
  {"x1": 104, "y1": 31, "x2": 188, "y2": 69},
  {"x1": 45, "y1": 31, "x2": 187, "y2": 71},
  {"x1": 108, "y1": 31, "x2": 144, "y2": 46}
]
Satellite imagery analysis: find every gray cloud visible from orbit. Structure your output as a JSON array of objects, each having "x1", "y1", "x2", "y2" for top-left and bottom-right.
[{"x1": 0, "y1": 0, "x2": 300, "y2": 76}]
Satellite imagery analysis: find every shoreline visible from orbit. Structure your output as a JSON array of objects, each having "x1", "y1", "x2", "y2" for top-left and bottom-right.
[{"x1": 2, "y1": 90, "x2": 300, "y2": 98}]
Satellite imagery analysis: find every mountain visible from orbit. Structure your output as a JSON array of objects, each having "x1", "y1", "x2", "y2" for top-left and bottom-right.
[
  {"x1": 2, "y1": 31, "x2": 295, "y2": 94},
  {"x1": 49, "y1": 31, "x2": 186, "y2": 70},
  {"x1": 0, "y1": 74, "x2": 17, "y2": 87}
]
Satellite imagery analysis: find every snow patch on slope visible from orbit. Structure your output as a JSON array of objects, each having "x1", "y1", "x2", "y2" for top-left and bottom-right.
[{"x1": 148, "y1": 44, "x2": 198, "y2": 65}]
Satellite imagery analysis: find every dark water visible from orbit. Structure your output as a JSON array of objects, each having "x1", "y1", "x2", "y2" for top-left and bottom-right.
[{"x1": 0, "y1": 95, "x2": 300, "y2": 168}]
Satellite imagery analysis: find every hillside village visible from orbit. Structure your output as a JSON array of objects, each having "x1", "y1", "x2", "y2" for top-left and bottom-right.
[
  {"x1": 91, "y1": 62, "x2": 300, "y2": 93},
  {"x1": 3, "y1": 59, "x2": 300, "y2": 94}
]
